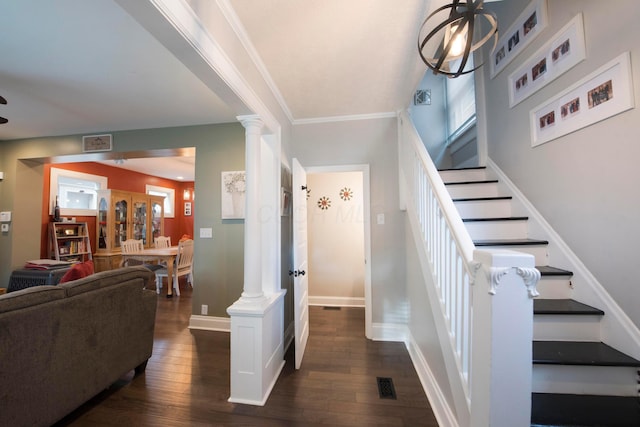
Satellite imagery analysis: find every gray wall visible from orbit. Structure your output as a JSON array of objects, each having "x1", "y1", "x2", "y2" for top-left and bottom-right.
[
  {"x1": 484, "y1": 0, "x2": 640, "y2": 327},
  {"x1": 292, "y1": 117, "x2": 407, "y2": 324},
  {"x1": 410, "y1": 71, "x2": 450, "y2": 168},
  {"x1": 0, "y1": 123, "x2": 249, "y2": 318}
]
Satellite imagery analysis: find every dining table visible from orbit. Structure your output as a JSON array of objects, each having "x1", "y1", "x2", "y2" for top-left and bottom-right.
[{"x1": 120, "y1": 246, "x2": 179, "y2": 296}]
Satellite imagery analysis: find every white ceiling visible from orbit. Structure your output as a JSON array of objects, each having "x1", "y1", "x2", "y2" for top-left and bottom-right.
[{"x1": 0, "y1": 0, "x2": 469, "y2": 180}]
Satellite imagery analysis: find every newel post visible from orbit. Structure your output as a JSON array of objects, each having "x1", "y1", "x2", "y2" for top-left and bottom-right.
[{"x1": 470, "y1": 249, "x2": 540, "y2": 427}]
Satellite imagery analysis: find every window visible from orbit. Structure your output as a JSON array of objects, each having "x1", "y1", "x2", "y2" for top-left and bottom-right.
[
  {"x1": 446, "y1": 56, "x2": 477, "y2": 143},
  {"x1": 50, "y1": 168, "x2": 107, "y2": 217},
  {"x1": 146, "y1": 184, "x2": 175, "y2": 218}
]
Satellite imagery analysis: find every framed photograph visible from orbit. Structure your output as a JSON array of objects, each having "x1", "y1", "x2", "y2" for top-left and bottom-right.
[
  {"x1": 184, "y1": 202, "x2": 192, "y2": 216},
  {"x1": 490, "y1": 0, "x2": 548, "y2": 79},
  {"x1": 221, "y1": 171, "x2": 245, "y2": 219},
  {"x1": 82, "y1": 134, "x2": 112, "y2": 152},
  {"x1": 530, "y1": 52, "x2": 634, "y2": 147},
  {"x1": 414, "y1": 89, "x2": 431, "y2": 105},
  {"x1": 509, "y1": 13, "x2": 586, "y2": 107}
]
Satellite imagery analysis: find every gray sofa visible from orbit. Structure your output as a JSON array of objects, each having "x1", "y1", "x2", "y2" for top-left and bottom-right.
[{"x1": 0, "y1": 266, "x2": 157, "y2": 427}]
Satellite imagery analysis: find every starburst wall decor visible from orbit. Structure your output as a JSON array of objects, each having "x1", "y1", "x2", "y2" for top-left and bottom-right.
[
  {"x1": 339, "y1": 187, "x2": 353, "y2": 201},
  {"x1": 317, "y1": 196, "x2": 331, "y2": 210}
]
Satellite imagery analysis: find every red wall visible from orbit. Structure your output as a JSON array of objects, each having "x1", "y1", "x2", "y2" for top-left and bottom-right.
[{"x1": 41, "y1": 162, "x2": 194, "y2": 258}]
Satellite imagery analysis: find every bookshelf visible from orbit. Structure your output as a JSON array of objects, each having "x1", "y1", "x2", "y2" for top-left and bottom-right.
[{"x1": 49, "y1": 222, "x2": 92, "y2": 262}]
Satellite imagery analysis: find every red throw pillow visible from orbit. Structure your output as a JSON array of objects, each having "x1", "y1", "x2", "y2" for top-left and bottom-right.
[{"x1": 59, "y1": 260, "x2": 95, "y2": 283}]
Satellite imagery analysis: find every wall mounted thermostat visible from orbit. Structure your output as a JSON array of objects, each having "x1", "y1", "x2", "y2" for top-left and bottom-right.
[
  {"x1": 0, "y1": 211, "x2": 11, "y2": 222},
  {"x1": 1, "y1": 224, "x2": 8, "y2": 232}
]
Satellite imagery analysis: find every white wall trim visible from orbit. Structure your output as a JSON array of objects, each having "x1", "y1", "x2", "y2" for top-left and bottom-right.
[
  {"x1": 370, "y1": 322, "x2": 408, "y2": 342},
  {"x1": 308, "y1": 296, "x2": 365, "y2": 307},
  {"x1": 406, "y1": 331, "x2": 459, "y2": 427},
  {"x1": 293, "y1": 111, "x2": 397, "y2": 125},
  {"x1": 188, "y1": 315, "x2": 231, "y2": 332},
  {"x1": 217, "y1": 0, "x2": 295, "y2": 123}
]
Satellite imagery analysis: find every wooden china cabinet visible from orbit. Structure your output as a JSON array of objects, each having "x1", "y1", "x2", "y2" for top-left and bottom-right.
[{"x1": 93, "y1": 189, "x2": 164, "y2": 272}]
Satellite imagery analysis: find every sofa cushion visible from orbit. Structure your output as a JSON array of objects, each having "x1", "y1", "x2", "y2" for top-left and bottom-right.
[
  {"x1": 60, "y1": 266, "x2": 155, "y2": 297},
  {"x1": 59, "y1": 260, "x2": 94, "y2": 283},
  {"x1": 0, "y1": 285, "x2": 66, "y2": 314}
]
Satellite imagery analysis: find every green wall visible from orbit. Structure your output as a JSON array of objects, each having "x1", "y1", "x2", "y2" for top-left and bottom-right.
[{"x1": 0, "y1": 122, "x2": 246, "y2": 317}]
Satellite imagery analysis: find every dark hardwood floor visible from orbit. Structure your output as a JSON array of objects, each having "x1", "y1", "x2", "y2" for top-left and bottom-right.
[{"x1": 55, "y1": 281, "x2": 439, "y2": 426}]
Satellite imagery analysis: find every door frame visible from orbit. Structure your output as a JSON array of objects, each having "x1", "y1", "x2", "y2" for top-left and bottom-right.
[{"x1": 305, "y1": 164, "x2": 372, "y2": 338}]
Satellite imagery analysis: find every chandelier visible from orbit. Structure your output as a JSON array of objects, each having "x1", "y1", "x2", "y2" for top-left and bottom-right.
[{"x1": 418, "y1": 0, "x2": 498, "y2": 77}]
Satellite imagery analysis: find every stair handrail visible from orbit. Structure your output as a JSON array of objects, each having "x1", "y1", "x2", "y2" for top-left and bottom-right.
[
  {"x1": 398, "y1": 110, "x2": 476, "y2": 417},
  {"x1": 399, "y1": 110, "x2": 538, "y2": 427}
]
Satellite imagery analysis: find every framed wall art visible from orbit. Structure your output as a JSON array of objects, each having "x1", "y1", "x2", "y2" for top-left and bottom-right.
[
  {"x1": 490, "y1": 0, "x2": 548, "y2": 79},
  {"x1": 530, "y1": 52, "x2": 634, "y2": 147},
  {"x1": 221, "y1": 171, "x2": 246, "y2": 219},
  {"x1": 509, "y1": 13, "x2": 585, "y2": 108},
  {"x1": 82, "y1": 134, "x2": 112, "y2": 152}
]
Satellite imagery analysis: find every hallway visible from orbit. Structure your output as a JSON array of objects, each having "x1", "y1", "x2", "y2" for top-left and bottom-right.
[{"x1": 56, "y1": 282, "x2": 438, "y2": 426}]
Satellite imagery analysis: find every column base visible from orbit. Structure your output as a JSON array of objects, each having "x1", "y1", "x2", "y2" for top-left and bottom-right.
[{"x1": 227, "y1": 290, "x2": 286, "y2": 405}]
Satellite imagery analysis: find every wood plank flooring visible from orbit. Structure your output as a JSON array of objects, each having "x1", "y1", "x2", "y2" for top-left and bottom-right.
[{"x1": 55, "y1": 282, "x2": 439, "y2": 426}]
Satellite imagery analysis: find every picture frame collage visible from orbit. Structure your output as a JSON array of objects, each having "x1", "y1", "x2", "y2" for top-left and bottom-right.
[{"x1": 530, "y1": 52, "x2": 634, "y2": 147}]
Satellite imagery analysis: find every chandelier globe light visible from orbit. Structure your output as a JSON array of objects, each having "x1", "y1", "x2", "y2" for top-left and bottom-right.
[{"x1": 418, "y1": 0, "x2": 498, "y2": 77}]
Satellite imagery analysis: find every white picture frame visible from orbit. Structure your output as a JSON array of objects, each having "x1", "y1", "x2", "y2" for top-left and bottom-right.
[
  {"x1": 530, "y1": 52, "x2": 634, "y2": 147},
  {"x1": 509, "y1": 13, "x2": 586, "y2": 108},
  {"x1": 221, "y1": 171, "x2": 245, "y2": 219},
  {"x1": 490, "y1": 0, "x2": 548, "y2": 79}
]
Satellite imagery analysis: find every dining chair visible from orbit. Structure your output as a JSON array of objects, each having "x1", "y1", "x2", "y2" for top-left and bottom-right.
[
  {"x1": 154, "y1": 236, "x2": 171, "y2": 249},
  {"x1": 121, "y1": 239, "x2": 144, "y2": 266},
  {"x1": 155, "y1": 239, "x2": 194, "y2": 296}
]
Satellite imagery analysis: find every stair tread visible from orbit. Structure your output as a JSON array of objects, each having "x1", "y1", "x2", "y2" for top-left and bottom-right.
[
  {"x1": 463, "y1": 216, "x2": 528, "y2": 222},
  {"x1": 533, "y1": 341, "x2": 640, "y2": 367},
  {"x1": 531, "y1": 393, "x2": 640, "y2": 427},
  {"x1": 536, "y1": 265, "x2": 573, "y2": 276},
  {"x1": 438, "y1": 166, "x2": 487, "y2": 172},
  {"x1": 452, "y1": 196, "x2": 513, "y2": 202},
  {"x1": 444, "y1": 179, "x2": 498, "y2": 185},
  {"x1": 474, "y1": 238, "x2": 549, "y2": 246},
  {"x1": 534, "y1": 299, "x2": 604, "y2": 316}
]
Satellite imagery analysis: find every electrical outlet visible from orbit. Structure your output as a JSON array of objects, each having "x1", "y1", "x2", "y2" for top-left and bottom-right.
[{"x1": 201, "y1": 304, "x2": 208, "y2": 315}]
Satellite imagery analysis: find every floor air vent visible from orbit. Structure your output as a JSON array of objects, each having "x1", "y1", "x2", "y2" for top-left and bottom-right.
[{"x1": 376, "y1": 377, "x2": 397, "y2": 399}]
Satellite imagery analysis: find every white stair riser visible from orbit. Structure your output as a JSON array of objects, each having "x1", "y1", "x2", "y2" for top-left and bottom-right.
[
  {"x1": 533, "y1": 365, "x2": 638, "y2": 396},
  {"x1": 464, "y1": 221, "x2": 529, "y2": 240},
  {"x1": 445, "y1": 182, "x2": 500, "y2": 199},
  {"x1": 439, "y1": 169, "x2": 489, "y2": 182},
  {"x1": 454, "y1": 199, "x2": 513, "y2": 218},
  {"x1": 534, "y1": 315, "x2": 602, "y2": 341},
  {"x1": 536, "y1": 278, "x2": 574, "y2": 299},
  {"x1": 477, "y1": 245, "x2": 548, "y2": 265}
]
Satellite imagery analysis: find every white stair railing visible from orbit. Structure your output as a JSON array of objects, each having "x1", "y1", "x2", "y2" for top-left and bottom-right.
[{"x1": 398, "y1": 111, "x2": 539, "y2": 427}]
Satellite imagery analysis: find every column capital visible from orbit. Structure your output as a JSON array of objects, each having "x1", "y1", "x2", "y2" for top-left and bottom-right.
[{"x1": 237, "y1": 115, "x2": 264, "y2": 132}]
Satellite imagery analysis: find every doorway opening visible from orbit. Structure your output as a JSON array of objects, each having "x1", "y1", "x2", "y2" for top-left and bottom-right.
[{"x1": 305, "y1": 164, "x2": 372, "y2": 338}]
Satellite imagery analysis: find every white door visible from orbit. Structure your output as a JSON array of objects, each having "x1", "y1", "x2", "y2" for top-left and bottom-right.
[{"x1": 292, "y1": 158, "x2": 309, "y2": 369}]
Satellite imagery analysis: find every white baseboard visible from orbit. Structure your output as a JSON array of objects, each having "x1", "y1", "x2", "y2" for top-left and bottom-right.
[
  {"x1": 308, "y1": 296, "x2": 365, "y2": 307},
  {"x1": 406, "y1": 332, "x2": 459, "y2": 427},
  {"x1": 188, "y1": 315, "x2": 230, "y2": 332},
  {"x1": 370, "y1": 322, "x2": 408, "y2": 342}
]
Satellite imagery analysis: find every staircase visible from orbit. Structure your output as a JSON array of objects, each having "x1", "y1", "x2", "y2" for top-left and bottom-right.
[{"x1": 439, "y1": 166, "x2": 640, "y2": 427}]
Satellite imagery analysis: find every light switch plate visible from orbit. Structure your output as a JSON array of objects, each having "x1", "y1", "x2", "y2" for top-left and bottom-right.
[
  {"x1": 0, "y1": 211, "x2": 11, "y2": 222},
  {"x1": 377, "y1": 213, "x2": 385, "y2": 225},
  {"x1": 199, "y1": 227, "x2": 213, "y2": 238}
]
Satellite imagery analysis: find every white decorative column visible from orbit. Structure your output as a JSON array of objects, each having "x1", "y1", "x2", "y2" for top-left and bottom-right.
[
  {"x1": 238, "y1": 115, "x2": 264, "y2": 300},
  {"x1": 227, "y1": 115, "x2": 285, "y2": 406}
]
